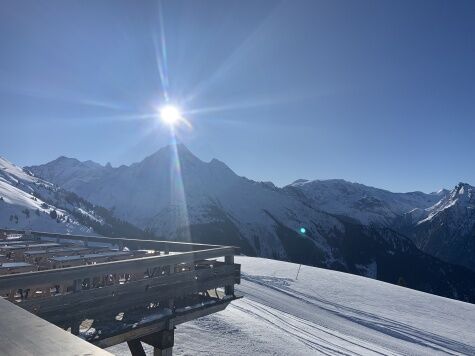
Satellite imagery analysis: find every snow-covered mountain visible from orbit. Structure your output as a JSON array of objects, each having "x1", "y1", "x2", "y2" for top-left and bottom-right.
[
  {"x1": 285, "y1": 179, "x2": 445, "y2": 225},
  {"x1": 109, "y1": 256, "x2": 475, "y2": 356},
  {"x1": 403, "y1": 182, "x2": 475, "y2": 271},
  {"x1": 29, "y1": 144, "x2": 340, "y2": 259},
  {"x1": 26, "y1": 145, "x2": 475, "y2": 302},
  {"x1": 286, "y1": 179, "x2": 475, "y2": 272},
  {"x1": 0, "y1": 155, "x2": 93, "y2": 234},
  {"x1": 0, "y1": 155, "x2": 150, "y2": 239}
]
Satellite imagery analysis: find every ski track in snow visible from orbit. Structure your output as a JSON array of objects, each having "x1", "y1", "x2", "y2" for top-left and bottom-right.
[{"x1": 109, "y1": 257, "x2": 475, "y2": 356}]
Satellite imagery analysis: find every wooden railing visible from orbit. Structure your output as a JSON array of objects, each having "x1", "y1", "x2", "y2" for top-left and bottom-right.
[{"x1": 0, "y1": 229, "x2": 240, "y2": 329}]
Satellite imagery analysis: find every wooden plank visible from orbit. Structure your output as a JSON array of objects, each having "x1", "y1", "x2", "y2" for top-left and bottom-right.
[
  {"x1": 0, "y1": 246, "x2": 237, "y2": 290},
  {"x1": 94, "y1": 299, "x2": 233, "y2": 348},
  {"x1": 38, "y1": 274, "x2": 238, "y2": 324},
  {"x1": 18, "y1": 264, "x2": 240, "y2": 313},
  {"x1": 0, "y1": 298, "x2": 111, "y2": 356},
  {"x1": 0, "y1": 228, "x2": 231, "y2": 252}
]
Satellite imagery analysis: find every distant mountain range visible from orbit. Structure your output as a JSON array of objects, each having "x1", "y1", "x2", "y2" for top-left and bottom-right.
[
  {"x1": 286, "y1": 179, "x2": 474, "y2": 272},
  {"x1": 1, "y1": 144, "x2": 474, "y2": 302},
  {"x1": 0, "y1": 156, "x2": 153, "y2": 239}
]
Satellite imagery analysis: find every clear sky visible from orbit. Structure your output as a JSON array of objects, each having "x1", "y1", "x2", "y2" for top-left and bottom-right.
[{"x1": 0, "y1": 0, "x2": 474, "y2": 192}]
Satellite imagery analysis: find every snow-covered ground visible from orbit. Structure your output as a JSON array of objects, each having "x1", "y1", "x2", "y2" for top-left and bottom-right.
[
  {"x1": 109, "y1": 257, "x2": 475, "y2": 355},
  {"x1": 0, "y1": 156, "x2": 93, "y2": 234}
]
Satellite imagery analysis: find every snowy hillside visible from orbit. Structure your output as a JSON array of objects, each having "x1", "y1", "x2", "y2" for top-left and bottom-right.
[
  {"x1": 0, "y1": 155, "x2": 150, "y2": 239},
  {"x1": 0, "y1": 156, "x2": 93, "y2": 234},
  {"x1": 109, "y1": 257, "x2": 475, "y2": 356}
]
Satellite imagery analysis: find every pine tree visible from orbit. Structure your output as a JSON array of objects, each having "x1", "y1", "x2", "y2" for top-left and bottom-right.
[
  {"x1": 22, "y1": 209, "x2": 30, "y2": 218},
  {"x1": 49, "y1": 210, "x2": 58, "y2": 219}
]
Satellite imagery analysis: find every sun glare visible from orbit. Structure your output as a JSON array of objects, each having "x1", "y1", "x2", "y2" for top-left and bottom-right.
[{"x1": 160, "y1": 105, "x2": 182, "y2": 126}]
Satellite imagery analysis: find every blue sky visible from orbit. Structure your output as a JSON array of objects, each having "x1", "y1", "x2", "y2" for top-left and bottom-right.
[{"x1": 0, "y1": 0, "x2": 474, "y2": 192}]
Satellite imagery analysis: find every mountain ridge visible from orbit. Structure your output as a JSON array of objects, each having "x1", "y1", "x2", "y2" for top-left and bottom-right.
[{"x1": 23, "y1": 144, "x2": 475, "y2": 302}]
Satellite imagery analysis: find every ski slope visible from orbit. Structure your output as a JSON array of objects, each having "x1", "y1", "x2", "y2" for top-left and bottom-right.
[{"x1": 109, "y1": 256, "x2": 475, "y2": 355}]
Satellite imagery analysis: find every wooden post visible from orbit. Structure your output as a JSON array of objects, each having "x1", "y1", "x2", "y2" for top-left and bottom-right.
[
  {"x1": 168, "y1": 265, "x2": 175, "y2": 311},
  {"x1": 154, "y1": 346, "x2": 172, "y2": 356},
  {"x1": 224, "y1": 255, "x2": 234, "y2": 296},
  {"x1": 73, "y1": 279, "x2": 82, "y2": 292},
  {"x1": 141, "y1": 327, "x2": 174, "y2": 356},
  {"x1": 70, "y1": 321, "x2": 80, "y2": 335},
  {"x1": 127, "y1": 339, "x2": 146, "y2": 356}
]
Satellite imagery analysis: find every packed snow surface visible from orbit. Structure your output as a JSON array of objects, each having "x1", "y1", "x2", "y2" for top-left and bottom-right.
[{"x1": 109, "y1": 257, "x2": 475, "y2": 355}]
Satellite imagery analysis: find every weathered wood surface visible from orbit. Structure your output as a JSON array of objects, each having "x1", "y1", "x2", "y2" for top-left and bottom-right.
[
  {"x1": 0, "y1": 228, "x2": 229, "y2": 251},
  {"x1": 0, "y1": 229, "x2": 241, "y2": 353},
  {"x1": 0, "y1": 246, "x2": 237, "y2": 291},
  {"x1": 0, "y1": 297, "x2": 112, "y2": 356},
  {"x1": 19, "y1": 264, "x2": 239, "y2": 322},
  {"x1": 94, "y1": 298, "x2": 234, "y2": 348},
  {"x1": 41, "y1": 276, "x2": 237, "y2": 325}
]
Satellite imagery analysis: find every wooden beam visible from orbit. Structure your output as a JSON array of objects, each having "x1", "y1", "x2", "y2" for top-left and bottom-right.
[
  {"x1": 140, "y1": 329, "x2": 174, "y2": 349},
  {"x1": 0, "y1": 228, "x2": 234, "y2": 252},
  {"x1": 94, "y1": 299, "x2": 233, "y2": 348},
  {"x1": 39, "y1": 274, "x2": 237, "y2": 324},
  {"x1": 127, "y1": 339, "x2": 147, "y2": 356},
  {"x1": 0, "y1": 247, "x2": 237, "y2": 291},
  {"x1": 18, "y1": 264, "x2": 240, "y2": 314}
]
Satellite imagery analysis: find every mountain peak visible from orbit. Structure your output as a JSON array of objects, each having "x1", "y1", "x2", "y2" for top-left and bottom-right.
[
  {"x1": 289, "y1": 179, "x2": 309, "y2": 186},
  {"x1": 54, "y1": 155, "x2": 78, "y2": 163},
  {"x1": 142, "y1": 143, "x2": 202, "y2": 166},
  {"x1": 452, "y1": 182, "x2": 473, "y2": 199}
]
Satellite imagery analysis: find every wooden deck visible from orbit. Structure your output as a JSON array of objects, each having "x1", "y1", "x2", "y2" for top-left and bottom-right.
[
  {"x1": 0, "y1": 229, "x2": 241, "y2": 355},
  {"x1": 0, "y1": 297, "x2": 111, "y2": 356}
]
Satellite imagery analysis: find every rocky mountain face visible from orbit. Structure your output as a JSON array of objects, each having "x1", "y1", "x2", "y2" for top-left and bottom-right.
[
  {"x1": 402, "y1": 183, "x2": 475, "y2": 271},
  {"x1": 286, "y1": 179, "x2": 474, "y2": 272},
  {"x1": 25, "y1": 145, "x2": 475, "y2": 302},
  {"x1": 284, "y1": 179, "x2": 444, "y2": 225}
]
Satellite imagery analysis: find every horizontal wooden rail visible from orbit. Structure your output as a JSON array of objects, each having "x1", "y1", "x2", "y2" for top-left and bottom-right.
[
  {"x1": 0, "y1": 229, "x2": 226, "y2": 252},
  {"x1": 0, "y1": 246, "x2": 237, "y2": 291},
  {"x1": 20, "y1": 264, "x2": 240, "y2": 313},
  {"x1": 0, "y1": 229, "x2": 241, "y2": 353},
  {"x1": 43, "y1": 274, "x2": 238, "y2": 324}
]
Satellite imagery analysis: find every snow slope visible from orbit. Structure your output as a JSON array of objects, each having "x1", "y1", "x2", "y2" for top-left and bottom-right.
[
  {"x1": 0, "y1": 156, "x2": 93, "y2": 234},
  {"x1": 109, "y1": 257, "x2": 475, "y2": 355}
]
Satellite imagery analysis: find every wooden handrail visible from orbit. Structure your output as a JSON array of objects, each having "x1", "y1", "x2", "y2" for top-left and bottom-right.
[
  {"x1": 0, "y1": 228, "x2": 228, "y2": 251},
  {"x1": 0, "y1": 246, "x2": 237, "y2": 290}
]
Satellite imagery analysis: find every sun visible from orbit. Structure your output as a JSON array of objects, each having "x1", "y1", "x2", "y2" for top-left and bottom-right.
[{"x1": 160, "y1": 105, "x2": 182, "y2": 126}]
